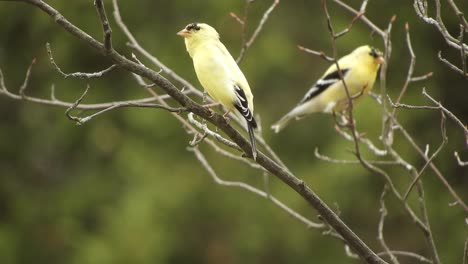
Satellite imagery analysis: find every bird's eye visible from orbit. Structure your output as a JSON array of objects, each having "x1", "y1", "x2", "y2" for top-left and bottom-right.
[
  {"x1": 186, "y1": 23, "x2": 201, "y2": 31},
  {"x1": 369, "y1": 48, "x2": 381, "y2": 58}
]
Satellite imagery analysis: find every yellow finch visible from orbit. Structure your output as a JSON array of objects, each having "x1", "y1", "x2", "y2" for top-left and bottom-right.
[
  {"x1": 178, "y1": 23, "x2": 258, "y2": 158},
  {"x1": 271, "y1": 45, "x2": 384, "y2": 133}
]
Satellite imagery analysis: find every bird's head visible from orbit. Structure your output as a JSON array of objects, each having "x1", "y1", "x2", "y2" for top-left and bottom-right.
[
  {"x1": 352, "y1": 45, "x2": 385, "y2": 66},
  {"x1": 369, "y1": 47, "x2": 385, "y2": 65},
  {"x1": 177, "y1": 23, "x2": 220, "y2": 42}
]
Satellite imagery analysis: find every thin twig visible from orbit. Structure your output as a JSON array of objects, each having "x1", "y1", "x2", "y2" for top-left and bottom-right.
[
  {"x1": 377, "y1": 251, "x2": 433, "y2": 264},
  {"x1": 389, "y1": 23, "x2": 416, "y2": 121},
  {"x1": 94, "y1": 0, "x2": 112, "y2": 52},
  {"x1": 112, "y1": 0, "x2": 203, "y2": 98},
  {"x1": 377, "y1": 185, "x2": 400, "y2": 264},
  {"x1": 454, "y1": 152, "x2": 468, "y2": 167},
  {"x1": 422, "y1": 88, "x2": 468, "y2": 147},
  {"x1": 0, "y1": 65, "x2": 173, "y2": 109},
  {"x1": 332, "y1": 0, "x2": 385, "y2": 37},
  {"x1": 392, "y1": 117, "x2": 468, "y2": 212},
  {"x1": 65, "y1": 85, "x2": 91, "y2": 124},
  {"x1": 335, "y1": 127, "x2": 388, "y2": 157},
  {"x1": 413, "y1": 0, "x2": 468, "y2": 57},
  {"x1": 188, "y1": 113, "x2": 241, "y2": 151},
  {"x1": 297, "y1": 45, "x2": 335, "y2": 61},
  {"x1": 236, "y1": 0, "x2": 280, "y2": 63},
  {"x1": 404, "y1": 112, "x2": 447, "y2": 200},
  {"x1": 19, "y1": 58, "x2": 36, "y2": 97},
  {"x1": 458, "y1": 24, "x2": 467, "y2": 77},
  {"x1": 190, "y1": 147, "x2": 324, "y2": 229},
  {"x1": 315, "y1": 148, "x2": 399, "y2": 165},
  {"x1": 46, "y1": 43, "x2": 117, "y2": 78},
  {"x1": 437, "y1": 50, "x2": 465, "y2": 76},
  {"x1": 410, "y1": 72, "x2": 433, "y2": 82}
]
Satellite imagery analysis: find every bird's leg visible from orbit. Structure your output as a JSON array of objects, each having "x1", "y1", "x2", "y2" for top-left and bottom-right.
[
  {"x1": 202, "y1": 102, "x2": 221, "y2": 108},
  {"x1": 350, "y1": 84, "x2": 367, "y2": 100},
  {"x1": 201, "y1": 102, "x2": 221, "y2": 118},
  {"x1": 333, "y1": 111, "x2": 349, "y2": 129},
  {"x1": 222, "y1": 109, "x2": 231, "y2": 123}
]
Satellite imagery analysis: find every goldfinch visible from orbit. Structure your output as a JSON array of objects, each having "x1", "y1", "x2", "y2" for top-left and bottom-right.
[
  {"x1": 177, "y1": 23, "x2": 258, "y2": 158},
  {"x1": 271, "y1": 45, "x2": 384, "y2": 133}
]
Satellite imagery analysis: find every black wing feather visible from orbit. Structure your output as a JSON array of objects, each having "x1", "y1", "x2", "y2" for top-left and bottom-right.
[
  {"x1": 300, "y1": 68, "x2": 350, "y2": 104},
  {"x1": 233, "y1": 84, "x2": 257, "y2": 159},
  {"x1": 233, "y1": 85, "x2": 257, "y2": 129}
]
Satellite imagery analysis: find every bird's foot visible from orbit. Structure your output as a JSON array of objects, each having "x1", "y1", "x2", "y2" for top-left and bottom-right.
[
  {"x1": 222, "y1": 110, "x2": 231, "y2": 124},
  {"x1": 202, "y1": 102, "x2": 221, "y2": 109}
]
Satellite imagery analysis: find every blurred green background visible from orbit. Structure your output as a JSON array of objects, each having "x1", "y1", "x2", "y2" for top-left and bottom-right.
[{"x1": 0, "y1": 0, "x2": 467, "y2": 263}]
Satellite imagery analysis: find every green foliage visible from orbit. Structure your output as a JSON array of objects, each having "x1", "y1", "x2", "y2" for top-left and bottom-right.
[{"x1": 0, "y1": 1, "x2": 466, "y2": 264}]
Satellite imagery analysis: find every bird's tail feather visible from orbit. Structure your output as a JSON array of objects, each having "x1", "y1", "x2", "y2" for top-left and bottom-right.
[
  {"x1": 271, "y1": 113, "x2": 294, "y2": 133},
  {"x1": 247, "y1": 123, "x2": 257, "y2": 160},
  {"x1": 233, "y1": 99, "x2": 258, "y2": 160}
]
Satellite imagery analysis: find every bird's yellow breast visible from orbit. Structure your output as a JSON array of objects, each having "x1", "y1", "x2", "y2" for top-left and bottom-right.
[
  {"x1": 321, "y1": 62, "x2": 379, "y2": 112},
  {"x1": 191, "y1": 46, "x2": 235, "y2": 110}
]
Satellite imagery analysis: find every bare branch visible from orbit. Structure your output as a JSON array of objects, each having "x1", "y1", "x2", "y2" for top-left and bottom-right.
[
  {"x1": 297, "y1": 45, "x2": 335, "y2": 61},
  {"x1": 377, "y1": 185, "x2": 400, "y2": 264},
  {"x1": 332, "y1": 0, "x2": 385, "y2": 37},
  {"x1": 0, "y1": 64, "x2": 175, "y2": 110},
  {"x1": 454, "y1": 152, "x2": 468, "y2": 167},
  {"x1": 437, "y1": 50, "x2": 466, "y2": 76},
  {"x1": 190, "y1": 147, "x2": 324, "y2": 229},
  {"x1": 68, "y1": 96, "x2": 188, "y2": 126},
  {"x1": 111, "y1": 0, "x2": 203, "y2": 98},
  {"x1": 413, "y1": 0, "x2": 468, "y2": 60},
  {"x1": 334, "y1": 127, "x2": 388, "y2": 157},
  {"x1": 187, "y1": 113, "x2": 241, "y2": 152},
  {"x1": 334, "y1": 12, "x2": 364, "y2": 39},
  {"x1": 403, "y1": 112, "x2": 447, "y2": 200},
  {"x1": 94, "y1": 0, "x2": 112, "y2": 52},
  {"x1": 46, "y1": 43, "x2": 117, "y2": 79},
  {"x1": 422, "y1": 88, "x2": 468, "y2": 147},
  {"x1": 19, "y1": 58, "x2": 36, "y2": 96},
  {"x1": 410, "y1": 72, "x2": 433, "y2": 82},
  {"x1": 392, "y1": 117, "x2": 468, "y2": 212},
  {"x1": 315, "y1": 148, "x2": 399, "y2": 166},
  {"x1": 458, "y1": 24, "x2": 467, "y2": 77},
  {"x1": 389, "y1": 22, "x2": 417, "y2": 123},
  {"x1": 229, "y1": 12, "x2": 245, "y2": 25},
  {"x1": 377, "y1": 251, "x2": 433, "y2": 264},
  {"x1": 236, "y1": 0, "x2": 280, "y2": 63},
  {"x1": 388, "y1": 101, "x2": 439, "y2": 110},
  {"x1": 65, "y1": 85, "x2": 91, "y2": 124}
]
